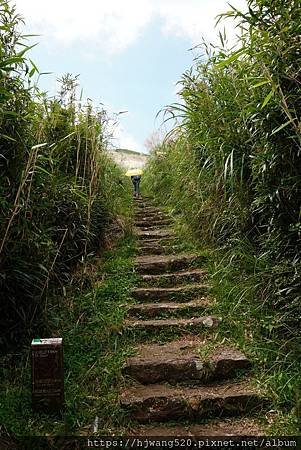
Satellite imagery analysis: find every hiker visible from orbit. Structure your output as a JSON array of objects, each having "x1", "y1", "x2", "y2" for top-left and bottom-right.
[{"x1": 131, "y1": 175, "x2": 141, "y2": 197}]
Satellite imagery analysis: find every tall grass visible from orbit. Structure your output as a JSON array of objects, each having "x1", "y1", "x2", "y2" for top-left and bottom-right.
[
  {"x1": 143, "y1": 0, "x2": 300, "y2": 423},
  {"x1": 0, "y1": 1, "x2": 131, "y2": 351}
]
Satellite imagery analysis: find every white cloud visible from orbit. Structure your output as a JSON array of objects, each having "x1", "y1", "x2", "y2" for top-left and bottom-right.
[
  {"x1": 101, "y1": 101, "x2": 141, "y2": 152},
  {"x1": 15, "y1": 0, "x2": 247, "y2": 53},
  {"x1": 113, "y1": 123, "x2": 141, "y2": 152},
  {"x1": 15, "y1": 0, "x2": 153, "y2": 52},
  {"x1": 157, "y1": 0, "x2": 247, "y2": 47},
  {"x1": 106, "y1": 117, "x2": 141, "y2": 152}
]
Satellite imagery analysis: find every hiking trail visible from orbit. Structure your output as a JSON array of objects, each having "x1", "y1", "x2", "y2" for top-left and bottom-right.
[{"x1": 119, "y1": 197, "x2": 268, "y2": 435}]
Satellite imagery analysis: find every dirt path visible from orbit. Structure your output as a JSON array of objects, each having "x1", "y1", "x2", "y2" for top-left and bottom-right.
[{"x1": 120, "y1": 197, "x2": 267, "y2": 435}]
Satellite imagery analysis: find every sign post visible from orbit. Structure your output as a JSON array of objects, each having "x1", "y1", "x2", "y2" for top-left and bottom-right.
[{"x1": 31, "y1": 338, "x2": 64, "y2": 413}]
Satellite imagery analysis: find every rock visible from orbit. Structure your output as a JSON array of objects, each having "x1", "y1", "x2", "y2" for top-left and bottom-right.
[
  {"x1": 134, "y1": 219, "x2": 173, "y2": 228},
  {"x1": 140, "y1": 269, "x2": 207, "y2": 287},
  {"x1": 136, "y1": 245, "x2": 172, "y2": 256},
  {"x1": 134, "y1": 254, "x2": 200, "y2": 275},
  {"x1": 123, "y1": 339, "x2": 251, "y2": 384},
  {"x1": 120, "y1": 380, "x2": 267, "y2": 423},
  {"x1": 124, "y1": 315, "x2": 221, "y2": 332},
  {"x1": 135, "y1": 225, "x2": 172, "y2": 232},
  {"x1": 126, "y1": 299, "x2": 211, "y2": 318},
  {"x1": 135, "y1": 211, "x2": 168, "y2": 221},
  {"x1": 135, "y1": 207, "x2": 165, "y2": 216},
  {"x1": 136, "y1": 229, "x2": 175, "y2": 241},
  {"x1": 132, "y1": 284, "x2": 210, "y2": 302}
]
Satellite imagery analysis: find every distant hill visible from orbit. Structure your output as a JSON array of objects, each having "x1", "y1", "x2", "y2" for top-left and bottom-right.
[{"x1": 108, "y1": 148, "x2": 149, "y2": 170}]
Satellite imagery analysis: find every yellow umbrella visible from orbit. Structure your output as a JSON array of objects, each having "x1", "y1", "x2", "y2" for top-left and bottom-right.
[{"x1": 125, "y1": 168, "x2": 143, "y2": 177}]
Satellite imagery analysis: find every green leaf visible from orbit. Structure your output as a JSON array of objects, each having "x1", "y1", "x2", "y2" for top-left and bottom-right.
[
  {"x1": 252, "y1": 80, "x2": 270, "y2": 88},
  {"x1": 58, "y1": 132, "x2": 76, "y2": 143},
  {"x1": 31, "y1": 143, "x2": 48, "y2": 150},
  {"x1": 271, "y1": 120, "x2": 292, "y2": 135},
  {"x1": 35, "y1": 166, "x2": 52, "y2": 177},
  {"x1": 29, "y1": 58, "x2": 39, "y2": 75},
  {"x1": 261, "y1": 90, "x2": 274, "y2": 109},
  {"x1": 16, "y1": 43, "x2": 37, "y2": 58},
  {"x1": 0, "y1": 133, "x2": 17, "y2": 142},
  {"x1": 215, "y1": 47, "x2": 246, "y2": 68}
]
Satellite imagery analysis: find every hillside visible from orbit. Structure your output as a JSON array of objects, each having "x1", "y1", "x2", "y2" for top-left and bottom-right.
[{"x1": 108, "y1": 148, "x2": 149, "y2": 170}]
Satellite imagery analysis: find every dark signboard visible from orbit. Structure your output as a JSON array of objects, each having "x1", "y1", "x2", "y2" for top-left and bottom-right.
[{"x1": 31, "y1": 338, "x2": 64, "y2": 412}]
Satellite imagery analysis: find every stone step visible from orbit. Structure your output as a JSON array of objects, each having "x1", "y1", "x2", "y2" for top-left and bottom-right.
[
  {"x1": 136, "y1": 239, "x2": 175, "y2": 251},
  {"x1": 124, "y1": 315, "x2": 221, "y2": 332},
  {"x1": 129, "y1": 418, "x2": 264, "y2": 436},
  {"x1": 132, "y1": 284, "x2": 210, "y2": 302},
  {"x1": 136, "y1": 239, "x2": 174, "y2": 248},
  {"x1": 136, "y1": 229, "x2": 175, "y2": 241},
  {"x1": 135, "y1": 205, "x2": 156, "y2": 211},
  {"x1": 134, "y1": 255, "x2": 200, "y2": 275},
  {"x1": 135, "y1": 211, "x2": 169, "y2": 221},
  {"x1": 135, "y1": 225, "x2": 172, "y2": 232},
  {"x1": 134, "y1": 197, "x2": 153, "y2": 202},
  {"x1": 126, "y1": 299, "x2": 210, "y2": 319},
  {"x1": 135, "y1": 198, "x2": 153, "y2": 203},
  {"x1": 135, "y1": 203, "x2": 155, "y2": 208},
  {"x1": 122, "y1": 339, "x2": 250, "y2": 384},
  {"x1": 135, "y1": 216, "x2": 170, "y2": 225},
  {"x1": 134, "y1": 202, "x2": 159, "y2": 206},
  {"x1": 135, "y1": 207, "x2": 163, "y2": 214},
  {"x1": 136, "y1": 245, "x2": 173, "y2": 256},
  {"x1": 140, "y1": 269, "x2": 207, "y2": 287},
  {"x1": 120, "y1": 380, "x2": 266, "y2": 423},
  {"x1": 134, "y1": 219, "x2": 173, "y2": 228}
]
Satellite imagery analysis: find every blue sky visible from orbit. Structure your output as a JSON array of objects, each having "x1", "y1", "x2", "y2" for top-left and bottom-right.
[{"x1": 15, "y1": 0, "x2": 246, "y2": 153}]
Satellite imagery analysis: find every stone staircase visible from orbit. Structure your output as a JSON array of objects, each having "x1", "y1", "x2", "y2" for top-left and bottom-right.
[{"x1": 120, "y1": 197, "x2": 267, "y2": 435}]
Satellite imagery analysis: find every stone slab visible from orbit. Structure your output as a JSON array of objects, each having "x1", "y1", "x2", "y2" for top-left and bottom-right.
[
  {"x1": 126, "y1": 299, "x2": 211, "y2": 319},
  {"x1": 123, "y1": 339, "x2": 251, "y2": 384},
  {"x1": 132, "y1": 284, "x2": 210, "y2": 302},
  {"x1": 124, "y1": 315, "x2": 221, "y2": 332},
  {"x1": 120, "y1": 380, "x2": 266, "y2": 423},
  {"x1": 140, "y1": 270, "x2": 207, "y2": 287},
  {"x1": 134, "y1": 255, "x2": 199, "y2": 275}
]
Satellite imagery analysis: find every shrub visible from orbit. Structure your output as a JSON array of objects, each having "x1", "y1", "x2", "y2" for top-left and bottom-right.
[{"x1": 0, "y1": 1, "x2": 131, "y2": 351}]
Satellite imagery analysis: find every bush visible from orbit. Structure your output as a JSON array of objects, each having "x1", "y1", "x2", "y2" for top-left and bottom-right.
[
  {"x1": 0, "y1": 2, "x2": 131, "y2": 351},
  {"x1": 143, "y1": 0, "x2": 301, "y2": 334}
]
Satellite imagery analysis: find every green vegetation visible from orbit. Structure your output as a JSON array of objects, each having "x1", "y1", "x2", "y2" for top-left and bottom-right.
[
  {"x1": 0, "y1": 1, "x2": 137, "y2": 440},
  {"x1": 0, "y1": 235, "x2": 137, "y2": 437},
  {"x1": 143, "y1": 0, "x2": 300, "y2": 433},
  {"x1": 1, "y1": 0, "x2": 300, "y2": 440},
  {"x1": 0, "y1": 0, "x2": 132, "y2": 352}
]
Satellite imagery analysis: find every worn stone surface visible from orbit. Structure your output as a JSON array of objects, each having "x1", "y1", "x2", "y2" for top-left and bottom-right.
[
  {"x1": 136, "y1": 239, "x2": 171, "y2": 247},
  {"x1": 124, "y1": 315, "x2": 221, "y2": 332},
  {"x1": 140, "y1": 269, "x2": 207, "y2": 287},
  {"x1": 135, "y1": 225, "x2": 172, "y2": 232},
  {"x1": 136, "y1": 229, "x2": 175, "y2": 241},
  {"x1": 132, "y1": 284, "x2": 210, "y2": 302},
  {"x1": 135, "y1": 211, "x2": 168, "y2": 221},
  {"x1": 136, "y1": 245, "x2": 173, "y2": 256},
  {"x1": 123, "y1": 339, "x2": 251, "y2": 384},
  {"x1": 135, "y1": 224, "x2": 172, "y2": 232},
  {"x1": 136, "y1": 238, "x2": 174, "y2": 247},
  {"x1": 135, "y1": 206, "x2": 164, "y2": 214},
  {"x1": 120, "y1": 380, "x2": 266, "y2": 423},
  {"x1": 129, "y1": 418, "x2": 265, "y2": 436},
  {"x1": 134, "y1": 219, "x2": 172, "y2": 228},
  {"x1": 135, "y1": 254, "x2": 199, "y2": 274},
  {"x1": 135, "y1": 202, "x2": 154, "y2": 208},
  {"x1": 126, "y1": 299, "x2": 211, "y2": 319},
  {"x1": 119, "y1": 197, "x2": 267, "y2": 429}
]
